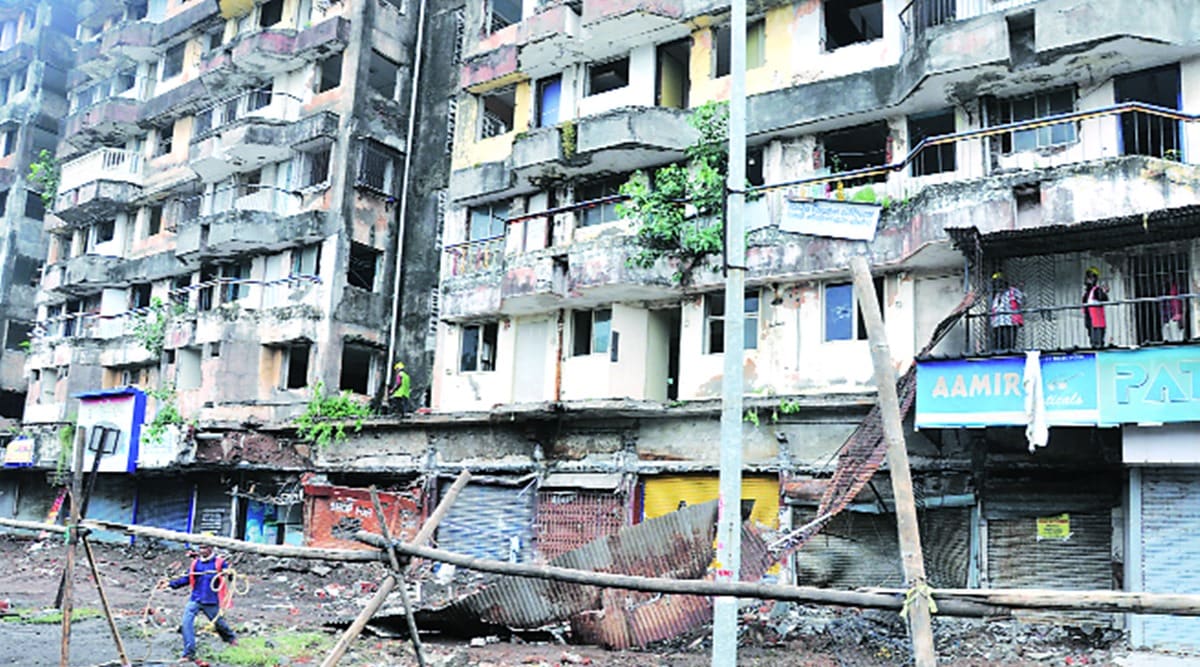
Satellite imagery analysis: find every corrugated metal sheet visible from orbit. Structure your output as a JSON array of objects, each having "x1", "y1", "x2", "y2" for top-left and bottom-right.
[
  {"x1": 303, "y1": 481, "x2": 423, "y2": 550},
  {"x1": 438, "y1": 481, "x2": 536, "y2": 562},
  {"x1": 535, "y1": 489, "x2": 624, "y2": 561},
  {"x1": 642, "y1": 475, "x2": 779, "y2": 528},
  {"x1": 1138, "y1": 468, "x2": 1200, "y2": 650},
  {"x1": 86, "y1": 475, "x2": 136, "y2": 544},
  {"x1": 135, "y1": 477, "x2": 194, "y2": 547}
]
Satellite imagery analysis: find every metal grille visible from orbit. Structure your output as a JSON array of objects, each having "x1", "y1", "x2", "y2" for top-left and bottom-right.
[
  {"x1": 535, "y1": 490, "x2": 624, "y2": 561},
  {"x1": 451, "y1": 8, "x2": 465, "y2": 65},
  {"x1": 444, "y1": 97, "x2": 457, "y2": 158}
]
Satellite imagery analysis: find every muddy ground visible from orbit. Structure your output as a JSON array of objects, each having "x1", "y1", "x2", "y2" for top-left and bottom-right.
[{"x1": 0, "y1": 534, "x2": 1175, "y2": 666}]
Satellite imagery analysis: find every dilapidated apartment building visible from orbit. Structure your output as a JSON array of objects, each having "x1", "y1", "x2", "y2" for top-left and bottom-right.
[
  {"x1": 3, "y1": 0, "x2": 1200, "y2": 653},
  {"x1": 0, "y1": 1, "x2": 74, "y2": 429}
]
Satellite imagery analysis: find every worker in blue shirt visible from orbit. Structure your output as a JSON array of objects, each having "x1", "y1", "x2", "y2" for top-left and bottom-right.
[{"x1": 157, "y1": 541, "x2": 237, "y2": 663}]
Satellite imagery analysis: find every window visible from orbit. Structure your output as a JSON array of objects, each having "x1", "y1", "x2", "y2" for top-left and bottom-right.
[
  {"x1": 172, "y1": 274, "x2": 192, "y2": 307},
  {"x1": 536, "y1": 76, "x2": 561, "y2": 128},
  {"x1": 93, "y1": 219, "x2": 116, "y2": 245},
  {"x1": 479, "y1": 87, "x2": 515, "y2": 139},
  {"x1": 487, "y1": 0, "x2": 520, "y2": 33},
  {"x1": 822, "y1": 120, "x2": 889, "y2": 185},
  {"x1": 281, "y1": 342, "x2": 310, "y2": 389},
  {"x1": 576, "y1": 177, "x2": 624, "y2": 227},
  {"x1": 714, "y1": 19, "x2": 765, "y2": 77},
  {"x1": 747, "y1": 147, "x2": 764, "y2": 187},
  {"x1": 209, "y1": 341, "x2": 221, "y2": 357},
  {"x1": 367, "y1": 50, "x2": 399, "y2": 100},
  {"x1": 356, "y1": 140, "x2": 400, "y2": 195},
  {"x1": 339, "y1": 342, "x2": 377, "y2": 394},
  {"x1": 160, "y1": 41, "x2": 185, "y2": 80},
  {"x1": 468, "y1": 201, "x2": 507, "y2": 241},
  {"x1": 221, "y1": 261, "x2": 249, "y2": 302},
  {"x1": 823, "y1": 277, "x2": 884, "y2": 342},
  {"x1": 24, "y1": 191, "x2": 44, "y2": 220},
  {"x1": 259, "y1": 0, "x2": 284, "y2": 28},
  {"x1": 588, "y1": 57, "x2": 629, "y2": 96},
  {"x1": 292, "y1": 243, "x2": 321, "y2": 276},
  {"x1": 347, "y1": 242, "x2": 380, "y2": 290},
  {"x1": 197, "y1": 265, "x2": 217, "y2": 311},
  {"x1": 297, "y1": 144, "x2": 331, "y2": 187},
  {"x1": 130, "y1": 283, "x2": 152, "y2": 309},
  {"x1": 316, "y1": 53, "x2": 342, "y2": 93},
  {"x1": 204, "y1": 24, "x2": 224, "y2": 52},
  {"x1": 705, "y1": 290, "x2": 759, "y2": 354},
  {"x1": 908, "y1": 108, "x2": 956, "y2": 176},
  {"x1": 1, "y1": 128, "x2": 15, "y2": 156},
  {"x1": 460, "y1": 322, "x2": 498, "y2": 371},
  {"x1": 571, "y1": 308, "x2": 611, "y2": 356},
  {"x1": 176, "y1": 347, "x2": 202, "y2": 390},
  {"x1": 146, "y1": 205, "x2": 163, "y2": 236},
  {"x1": 154, "y1": 122, "x2": 174, "y2": 157},
  {"x1": 114, "y1": 68, "x2": 137, "y2": 95},
  {"x1": 39, "y1": 368, "x2": 58, "y2": 403},
  {"x1": 986, "y1": 88, "x2": 1077, "y2": 154},
  {"x1": 4, "y1": 320, "x2": 31, "y2": 351},
  {"x1": 824, "y1": 0, "x2": 882, "y2": 50}
]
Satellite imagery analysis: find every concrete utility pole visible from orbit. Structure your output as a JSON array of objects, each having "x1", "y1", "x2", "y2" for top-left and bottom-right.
[
  {"x1": 712, "y1": 0, "x2": 747, "y2": 664},
  {"x1": 849, "y1": 255, "x2": 937, "y2": 667}
]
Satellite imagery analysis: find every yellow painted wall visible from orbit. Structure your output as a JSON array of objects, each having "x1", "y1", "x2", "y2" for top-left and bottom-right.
[
  {"x1": 642, "y1": 474, "x2": 779, "y2": 528},
  {"x1": 452, "y1": 80, "x2": 533, "y2": 171}
]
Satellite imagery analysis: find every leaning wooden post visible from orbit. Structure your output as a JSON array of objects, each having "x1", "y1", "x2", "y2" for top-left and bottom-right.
[
  {"x1": 82, "y1": 537, "x2": 130, "y2": 666},
  {"x1": 320, "y1": 470, "x2": 470, "y2": 667},
  {"x1": 369, "y1": 486, "x2": 427, "y2": 667},
  {"x1": 850, "y1": 255, "x2": 937, "y2": 667},
  {"x1": 60, "y1": 430, "x2": 85, "y2": 667}
]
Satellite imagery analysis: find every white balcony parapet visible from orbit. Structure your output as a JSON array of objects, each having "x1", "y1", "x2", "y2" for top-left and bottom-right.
[{"x1": 59, "y1": 148, "x2": 145, "y2": 192}]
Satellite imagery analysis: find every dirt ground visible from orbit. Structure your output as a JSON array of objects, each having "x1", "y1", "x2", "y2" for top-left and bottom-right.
[{"x1": 0, "y1": 534, "x2": 1171, "y2": 666}]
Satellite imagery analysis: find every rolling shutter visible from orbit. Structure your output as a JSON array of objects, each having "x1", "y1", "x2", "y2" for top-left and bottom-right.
[
  {"x1": 135, "y1": 477, "x2": 194, "y2": 547},
  {"x1": 85, "y1": 475, "x2": 136, "y2": 544},
  {"x1": 1137, "y1": 468, "x2": 1200, "y2": 650},
  {"x1": 437, "y1": 481, "x2": 536, "y2": 562}
]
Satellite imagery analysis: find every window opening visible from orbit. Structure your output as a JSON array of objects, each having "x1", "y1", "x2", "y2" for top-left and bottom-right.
[
  {"x1": 347, "y1": 242, "x2": 380, "y2": 290},
  {"x1": 824, "y1": 0, "x2": 882, "y2": 50},
  {"x1": 469, "y1": 201, "x2": 507, "y2": 240},
  {"x1": 714, "y1": 19, "x2": 765, "y2": 78},
  {"x1": 367, "y1": 50, "x2": 399, "y2": 100},
  {"x1": 536, "y1": 76, "x2": 561, "y2": 128},
  {"x1": 571, "y1": 309, "x2": 611, "y2": 356},
  {"x1": 824, "y1": 277, "x2": 884, "y2": 341},
  {"x1": 908, "y1": 108, "x2": 956, "y2": 176},
  {"x1": 705, "y1": 290, "x2": 759, "y2": 354},
  {"x1": 460, "y1": 322, "x2": 498, "y2": 372},
  {"x1": 316, "y1": 53, "x2": 342, "y2": 93},
  {"x1": 576, "y1": 176, "x2": 624, "y2": 227},
  {"x1": 479, "y1": 87, "x2": 515, "y2": 139},
  {"x1": 588, "y1": 57, "x2": 629, "y2": 96},
  {"x1": 822, "y1": 120, "x2": 889, "y2": 185}
]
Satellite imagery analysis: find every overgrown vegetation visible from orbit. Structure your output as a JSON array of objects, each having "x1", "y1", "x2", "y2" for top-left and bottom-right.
[
  {"x1": 294, "y1": 381, "x2": 374, "y2": 449},
  {"x1": 129, "y1": 297, "x2": 181, "y2": 357},
  {"x1": 1, "y1": 607, "x2": 101, "y2": 624},
  {"x1": 54, "y1": 425, "x2": 74, "y2": 482},
  {"x1": 560, "y1": 119, "x2": 577, "y2": 159},
  {"x1": 143, "y1": 385, "x2": 184, "y2": 447},
  {"x1": 619, "y1": 101, "x2": 730, "y2": 284},
  {"x1": 28, "y1": 150, "x2": 60, "y2": 208},
  {"x1": 772, "y1": 398, "x2": 802, "y2": 423},
  {"x1": 202, "y1": 631, "x2": 331, "y2": 666}
]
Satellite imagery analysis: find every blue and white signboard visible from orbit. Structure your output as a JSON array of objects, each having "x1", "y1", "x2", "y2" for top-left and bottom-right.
[
  {"x1": 780, "y1": 199, "x2": 880, "y2": 241},
  {"x1": 75, "y1": 388, "x2": 147, "y2": 473},
  {"x1": 1098, "y1": 347, "x2": 1200, "y2": 425},
  {"x1": 916, "y1": 353, "x2": 1099, "y2": 428}
]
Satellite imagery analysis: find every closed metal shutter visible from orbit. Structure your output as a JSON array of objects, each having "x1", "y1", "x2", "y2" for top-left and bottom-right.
[
  {"x1": 86, "y1": 475, "x2": 136, "y2": 544},
  {"x1": 1138, "y1": 468, "x2": 1200, "y2": 650},
  {"x1": 135, "y1": 477, "x2": 194, "y2": 548},
  {"x1": 437, "y1": 481, "x2": 536, "y2": 562},
  {"x1": 15, "y1": 473, "x2": 60, "y2": 525},
  {"x1": 642, "y1": 475, "x2": 779, "y2": 528},
  {"x1": 0, "y1": 476, "x2": 16, "y2": 519}
]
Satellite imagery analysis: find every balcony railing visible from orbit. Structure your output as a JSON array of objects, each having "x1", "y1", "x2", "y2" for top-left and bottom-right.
[
  {"x1": 59, "y1": 147, "x2": 144, "y2": 192},
  {"x1": 900, "y1": 0, "x2": 1039, "y2": 43},
  {"x1": 965, "y1": 293, "x2": 1199, "y2": 354},
  {"x1": 192, "y1": 88, "x2": 303, "y2": 137},
  {"x1": 445, "y1": 236, "x2": 505, "y2": 277}
]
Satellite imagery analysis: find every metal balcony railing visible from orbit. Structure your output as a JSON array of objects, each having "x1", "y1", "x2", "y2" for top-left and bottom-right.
[
  {"x1": 192, "y1": 88, "x2": 303, "y2": 137},
  {"x1": 965, "y1": 293, "x2": 1199, "y2": 354},
  {"x1": 445, "y1": 235, "x2": 505, "y2": 277},
  {"x1": 900, "y1": 0, "x2": 1039, "y2": 43},
  {"x1": 58, "y1": 147, "x2": 144, "y2": 192}
]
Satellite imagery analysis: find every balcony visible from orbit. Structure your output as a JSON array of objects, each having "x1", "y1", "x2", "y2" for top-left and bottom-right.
[
  {"x1": 62, "y1": 98, "x2": 141, "y2": 149},
  {"x1": 516, "y1": 3, "x2": 582, "y2": 78},
  {"x1": 100, "y1": 20, "x2": 156, "y2": 61},
  {"x1": 55, "y1": 254, "x2": 124, "y2": 294},
  {"x1": 460, "y1": 42, "x2": 520, "y2": 92},
  {"x1": 55, "y1": 148, "x2": 144, "y2": 221},
  {"x1": 189, "y1": 90, "x2": 308, "y2": 181},
  {"x1": 580, "y1": 0, "x2": 682, "y2": 43},
  {"x1": 175, "y1": 204, "x2": 327, "y2": 260}
]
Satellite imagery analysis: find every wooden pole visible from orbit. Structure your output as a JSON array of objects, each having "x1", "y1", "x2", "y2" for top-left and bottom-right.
[
  {"x1": 321, "y1": 475, "x2": 469, "y2": 667},
  {"x1": 60, "y1": 430, "x2": 86, "y2": 667},
  {"x1": 319, "y1": 575, "x2": 399, "y2": 667},
  {"x1": 82, "y1": 537, "x2": 130, "y2": 666},
  {"x1": 369, "y1": 486, "x2": 426, "y2": 667},
  {"x1": 868, "y1": 587, "x2": 1200, "y2": 616},
  {"x1": 850, "y1": 255, "x2": 937, "y2": 667},
  {"x1": 74, "y1": 520, "x2": 387, "y2": 561}
]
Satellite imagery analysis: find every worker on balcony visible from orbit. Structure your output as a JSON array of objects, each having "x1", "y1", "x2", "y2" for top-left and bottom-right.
[
  {"x1": 1082, "y1": 267, "x2": 1108, "y2": 348},
  {"x1": 989, "y1": 271, "x2": 1025, "y2": 353}
]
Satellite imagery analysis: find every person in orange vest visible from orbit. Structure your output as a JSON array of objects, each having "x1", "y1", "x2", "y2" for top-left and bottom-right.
[
  {"x1": 157, "y1": 541, "x2": 237, "y2": 664},
  {"x1": 1082, "y1": 266, "x2": 1108, "y2": 348},
  {"x1": 989, "y1": 271, "x2": 1025, "y2": 353}
]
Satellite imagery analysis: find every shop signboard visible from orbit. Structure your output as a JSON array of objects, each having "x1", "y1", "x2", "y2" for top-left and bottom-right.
[
  {"x1": 75, "y1": 388, "x2": 147, "y2": 473},
  {"x1": 3, "y1": 438, "x2": 34, "y2": 467},
  {"x1": 1097, "y1": 347, "x2": 1200, "y2": 425}
]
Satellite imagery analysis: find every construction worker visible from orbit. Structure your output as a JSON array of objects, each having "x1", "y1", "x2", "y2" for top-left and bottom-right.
[
  {"x1": 1082, "y1": 266, "x2": 1108, "y2": 348},
  {"x1": 989, "y1": 271, "x2": 1025, "y2": 353},
  {"x1": 157, "y1": 539, "x2": 237, "y2": 664},
  {"x1": 392, "y1": 361, "x2": 411, "y2": 415}
]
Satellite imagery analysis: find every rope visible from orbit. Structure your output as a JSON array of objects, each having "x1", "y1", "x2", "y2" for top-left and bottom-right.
[
  {"x1": 899, "y1": 581, "x2": 939, "y2": 621},
  {"x1": 204, "y1": 566, "x2": 249, "y2": 632}
]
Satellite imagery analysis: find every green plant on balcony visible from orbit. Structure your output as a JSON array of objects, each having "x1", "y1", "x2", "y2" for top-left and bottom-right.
[
  {"x1": 28, "y1": 150, "x2": 60, "y2": 208},
  {"x1": 54, "y1": 424, "x2": 74, "y2": 483},
  {"x1": 294, "y1": 381, "x2": 374, "y2": 450},
  {"x1": 143, "y1": 385, "x2": 184, "y2": 448},
  {"x1": 129, "y1": 297, "x2": 175, "y2": 357},
  {"x1": 560, "y1": 119, "x2": 577, "y2": 159},
  {"x1": 619, "y1": 101, "x2": 729, "y2": 285}
]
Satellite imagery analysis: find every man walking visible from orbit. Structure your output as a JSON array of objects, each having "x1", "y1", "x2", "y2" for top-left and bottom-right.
[{"x1": 158, "y1": 541, "x2": 237, "y2": 664}]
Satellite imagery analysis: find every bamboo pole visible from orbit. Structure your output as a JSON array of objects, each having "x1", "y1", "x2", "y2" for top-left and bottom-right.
[
  {"x1": 409, "y1": 470, "x2": 470, "y2": 553},
  {"x1": 369, "y1": 486, "x2": 426, "y2": 667},
  {"x1": 82, "y1": 537, "x2": 130, "y2": 666},
  {"x1": 319, "y1": 576, "x2": 398, "y2": 667},
  {"x1": 60, "y1": 433, "x2": 86, "y2": 667},
  {"x1": 850, "y1": 255, "x2": 936, "y2": 667},
  {"x1": 869, "y1": 587, "x2": 1200, "y2": 615},
  {"x1": 72, "y1": 520, "x2": 387, "y2": 562}
]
